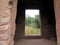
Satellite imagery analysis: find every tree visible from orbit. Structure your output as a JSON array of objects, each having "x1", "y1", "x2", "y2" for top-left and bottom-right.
[
  {"x1": 25, "y1": 16, "x2": 33, "y2": 26},
  {"x1": 25, "y1": 15, "x2": 40, "y2": 28},
  {"x1": 34, "y1": 15, "x2": 40, "y2": 28}
]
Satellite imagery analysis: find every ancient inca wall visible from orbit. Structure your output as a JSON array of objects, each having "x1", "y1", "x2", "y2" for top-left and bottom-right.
[
  {"x1": 0, "y1": 0, "x2": 17, "y2": 45},
  {"x1": 54, "y1": 0, "x2": 60, "y2": 45}
]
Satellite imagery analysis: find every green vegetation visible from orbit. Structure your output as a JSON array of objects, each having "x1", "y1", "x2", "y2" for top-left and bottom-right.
[{"x1": 25, "y1": 15, "x2": 41, "y2": 36}]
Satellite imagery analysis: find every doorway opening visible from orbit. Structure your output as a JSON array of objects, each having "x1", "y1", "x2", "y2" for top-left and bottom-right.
[
  {"x1": 15, "y1": 0, "x2": 57, "y2": 44},
  {"x1": 14, "y1": 0, "x2": 57, "y2": 45},
  {"x1": 25, "y1": 9, "x2": 41, "y2": 36}
]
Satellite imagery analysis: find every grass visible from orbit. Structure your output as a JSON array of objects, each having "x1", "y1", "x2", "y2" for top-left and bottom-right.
[{"x1": 25, "y1": 26, "x2": 41, "y2": 36}]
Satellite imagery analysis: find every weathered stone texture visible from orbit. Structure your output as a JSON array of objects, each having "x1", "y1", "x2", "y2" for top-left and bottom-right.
[
  {"x1": 54, "y1": 0, "x2": 60, "y2": 45},
  {"x1": 11, "y1": 0, "x2": 17, "y2": 38},
  {"x1": 0, "y1": 0, "x2": 17, "y2": 45}
]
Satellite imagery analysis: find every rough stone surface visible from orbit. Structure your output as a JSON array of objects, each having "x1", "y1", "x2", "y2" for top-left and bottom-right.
[
  {"x1": 0, "y1": 0, "x2": 17, "y2": 45},
  {"x1": 54, "y1": 0, "x2": 60, "y2": 45}
]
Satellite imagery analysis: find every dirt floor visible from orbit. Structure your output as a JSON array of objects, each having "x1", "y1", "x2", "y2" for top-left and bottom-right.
[{"x1": 14, "y1": 39, "x2": 57, "y2": 45}]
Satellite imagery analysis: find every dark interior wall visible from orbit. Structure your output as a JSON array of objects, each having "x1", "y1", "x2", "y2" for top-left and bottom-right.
[
  {"x1": 47, "y1": 1, "x2": 56, "y2": 38},
  {"x1": 15, "y1": 4, "x2": 25, "y2": 39},
  {"x1": 14, "y1": 0, "x2": 56, "y2": 40},
  {"x1": 40, "y1": 0, "x2": 56, "y2": 39}
]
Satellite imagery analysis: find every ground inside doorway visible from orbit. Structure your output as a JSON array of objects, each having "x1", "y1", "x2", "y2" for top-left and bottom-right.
[{"x1": 15, "y1": 39, "x2": 57, "y2": 45}]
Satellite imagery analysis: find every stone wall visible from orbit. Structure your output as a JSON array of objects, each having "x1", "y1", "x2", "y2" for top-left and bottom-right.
[
  {"x1": 54, "y1": 0, "x2": 60, "y2": 45},
  {"x1": 0, "y1": 0, "x2": 17, "y2": 45}
]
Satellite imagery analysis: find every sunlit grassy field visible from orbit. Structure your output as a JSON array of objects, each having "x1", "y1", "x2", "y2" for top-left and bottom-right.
[{"x1": 25, "y1": 26, "x2": 41, "y2": 36}]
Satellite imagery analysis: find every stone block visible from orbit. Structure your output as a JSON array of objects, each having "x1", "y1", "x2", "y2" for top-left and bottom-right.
[
  {"x1": 0, "y1": 31, "x2": 10, "y2": 41},
  {"x1": 0, "y1": 17, "x2": 11, "y2": 25},
  {"x1": 0, "y1": 24, "x2": 9, "y2": 33},
  {"x1": 0, "y1": 37, "x2": 12, "y2": 45}
]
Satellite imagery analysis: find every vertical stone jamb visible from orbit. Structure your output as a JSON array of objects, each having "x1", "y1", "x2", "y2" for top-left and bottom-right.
[
  {"x1": 0, "y1": 0, "x2": 17, "y2": 45},
  {"x1": 54, "y1": 0, "x2": 60, "y2": 45}
]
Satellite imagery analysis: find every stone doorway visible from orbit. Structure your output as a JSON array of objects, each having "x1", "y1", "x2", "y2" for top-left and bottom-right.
[
  {"x1": 0, "y1": 0, "x2": 60, "y2": 45},
  {"x1": 14, "y1": 0, "x2": 57, "y2": 41}
]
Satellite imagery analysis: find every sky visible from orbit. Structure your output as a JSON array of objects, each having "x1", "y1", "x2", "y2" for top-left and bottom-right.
[{"x1": 25, "y1": 9, "x2": 40, "y2": 17}]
